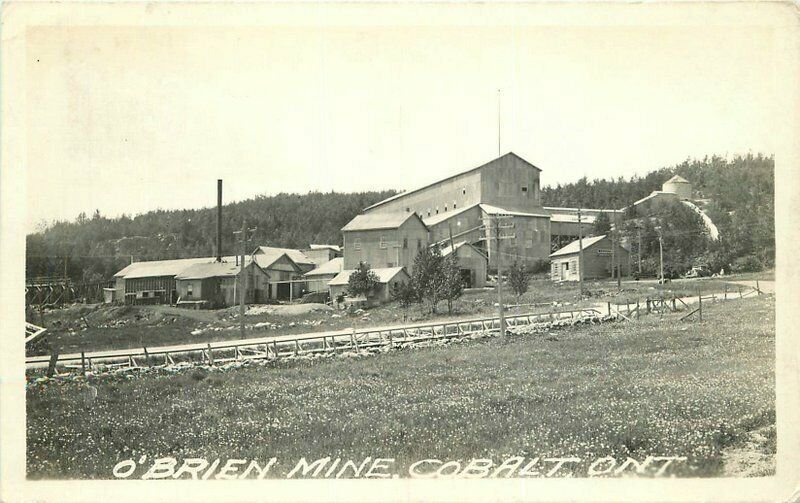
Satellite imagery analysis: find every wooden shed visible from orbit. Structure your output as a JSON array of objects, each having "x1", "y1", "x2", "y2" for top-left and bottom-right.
[
  {"x1": 328, "y1": 266, "x2": 411, "y2": 305},
  {"x1": 549, "y1": 235, "x2": 630, "y2": 281},
  {"x1": 174, "y1": 259, "x2": 268, "y2": 308},
  {"x1": 441, "y1": 241, "x2": 488, "y2": 288}
]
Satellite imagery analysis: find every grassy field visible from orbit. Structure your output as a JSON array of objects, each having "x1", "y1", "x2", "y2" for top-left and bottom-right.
[
  {"x1": 28, "y1": 274, "x2": 768, "y2": 356},
  {"x1": 26, "y1": 295, "x2": 775, "y2": 479}
]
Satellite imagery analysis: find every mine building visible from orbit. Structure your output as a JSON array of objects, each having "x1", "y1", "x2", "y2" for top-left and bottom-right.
[
  {"x1": 545, "y1": 207, "x2": 625, "y2": 252},
  {"x1": 341, "y1": 212, "x2": 430, "y2": 275},
  {"x1": 359, "y1": 152, "x2": 552, "y2": 271}
]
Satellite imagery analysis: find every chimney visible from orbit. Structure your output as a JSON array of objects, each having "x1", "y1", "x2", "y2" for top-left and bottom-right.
[{"x1": 216, "y1": 179, "x2": 223, "y2": 262}]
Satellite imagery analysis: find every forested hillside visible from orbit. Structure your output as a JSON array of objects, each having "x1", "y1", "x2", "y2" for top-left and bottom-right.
[
  {"x1": 26, "y1": 190, "x2": 396, "y2": 284},
  {"x1": 543, "y1": 153, "x2": 775, "y2": 274}
]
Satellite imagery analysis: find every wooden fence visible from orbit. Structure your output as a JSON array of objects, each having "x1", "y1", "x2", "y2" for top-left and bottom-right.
[{"x1": 27, "y1": 307, "x2": 603, "y2": 375}]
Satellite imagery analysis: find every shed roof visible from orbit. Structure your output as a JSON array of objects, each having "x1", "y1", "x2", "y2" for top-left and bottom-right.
[
  {"x1": 328, "y1": 267, "x2": 408, "y2": 286},
  {"x1": 174, "y1": 258, "x2": 261, "y2": 280},
  {"x1": 341, "y1": 212, "x2": 428, "y2": 232},
  {"x1": 114, "y1": 257, "x2": 214, "y2": 279},
  {"x1": 308, "y1": 244, "x2": 341, "y2": 252},
  {"x1": 303, "y1": 257, "x2": 344, "y2": 277},
  {"x1": 363, "y1": 152, "x2": 541, "y2": 212},
  {"x1": 422, "y1": 203, "x2": 480, "y2": 227},
  {"x1": 549, "y1": 235, "x2": 608, "y2": 258},
  {"x1": 479, "y1": 203, "x2": 551, "y2": 219}
]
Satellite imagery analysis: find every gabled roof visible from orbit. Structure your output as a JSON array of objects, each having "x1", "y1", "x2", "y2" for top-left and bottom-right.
[
  {"x1": 341, "y1": 212, "x2": 428, "y2": 232},
  {"x1": 328, "y1": 267, "x2": 409, "y2": 286},
  {"x1": 175, "y1": 258, "x2": 260, "y2": 280},
  {"x1": 441, "y1": 241, "x2": 487, "y2": 260},
  {"x1": 303, "y1": 257, "x2": 344, "y2": 277},
  {"x1": 549, "y1": 235, "x2": 608, "y2": 258},
  {"x1": 363, "y1": 152, "x2": 541, "y2": 212},
  {"x1": 116, "y1": 255, "x2": 263, "y2": 280},
  {"x1": 665, "y1": 175, "x2": 690, "y2": 184},
  {"x1": 252, "y1": 246, "x2": 312, "y2": 269},
  {"x1": 114, "y1": 257, "x2": 214, "y2": 279}
]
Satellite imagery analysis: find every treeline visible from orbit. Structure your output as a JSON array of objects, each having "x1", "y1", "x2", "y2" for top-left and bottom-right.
[
  {"x1": 553, "y1": 153, "x2": 775, "y2": 274},
  {"x1": 542, "y1": 153, "x2": 774, "y2": 214},
  {"x1": 26, "y1": 190, "x2": 396, "y2": 284}
]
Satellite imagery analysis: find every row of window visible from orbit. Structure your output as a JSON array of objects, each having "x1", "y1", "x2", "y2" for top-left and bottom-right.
[{"x1": 353, "y1": 237, "x2": 424, "y2": 250}]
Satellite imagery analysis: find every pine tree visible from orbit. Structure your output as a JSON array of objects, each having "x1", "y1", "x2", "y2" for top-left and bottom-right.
[{"x1": 507, "y1": 261, "x2": 531, "y2": 304}]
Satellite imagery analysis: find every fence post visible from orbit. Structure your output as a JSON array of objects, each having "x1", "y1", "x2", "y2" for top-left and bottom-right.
[
  {"x1": 47, "y1": 351, "x2": 59, "y2": 378},
  {"x1": 607, "y1": 302, "x2": 611, "y2": 317},
  {"x1": 698, "y1": 292, "x2": 703, "y2": 321},
  {"x1": 636, "y1": 299, "x2": 640, "y2": 320},
  {"x1": 206, "y1": 344, "x2": 214, "y2": 366},
  {"x1": 739, "y1": 286, "x2": 742, "y2": 299},
  {"x1": 756, "y1": 280, "x2": 761, "y2": 295},
  {"x1": 724, "y1": 285, "x2": 727, "y2": 300},
  {"x1": 80, "y1": 352, "x2": 86, "y2": 376},
  {"x1": 144, "y1": 347, "x2": 152, "y2": 366},
  {"x1": 646, "y1": 298, "x2": 651, "y2": 314},
  {"x1": 672, "y1": 296, "x2": 676, "y2": 312}
]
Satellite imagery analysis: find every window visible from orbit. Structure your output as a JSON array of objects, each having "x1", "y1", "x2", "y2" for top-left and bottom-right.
[
  {"x1": 417, "y1": 239, "x2": 422, "y2": 250},
  {"x1": 436, "y1": 207, "x2": 439, "y2": 214},
  {"x1": 353, "y1": 238, "x2": 361, "y2": 250},
  {"x1": 453, "y1": 201, "x2": 457, "y2": 209},
  {"x1": 564, "y1": 262, "x2": 569, "y2": 270},
  {"x1": 187, "y1": 284, "x2": 193, "y2": 297},
  {"x1": 427, "y1": 209, "x2": 431, "y2": 217},
  {"x1": 521, "y1": 186, "x2": 528, "y2": 193},
  {"x1": 406, "y1": 207, "x2": 410, "y2": 213},
  {"x1": 142, "y1": 291, "x2": 150, "y2": 298},
  {"x1": 403, "y1": 237, "x2": 408, "y2": 249},
  {"x1": 444, "y1": 205, "x2": 448, "y2": 212},
  {"x1": 462, "y1": 188, "x2": 467, "y2": 195},
  {"x1": 380, "y1": 236, "x2": 387, "y2": 249}
]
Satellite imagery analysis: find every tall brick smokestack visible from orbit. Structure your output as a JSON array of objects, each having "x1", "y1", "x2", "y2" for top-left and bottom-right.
[{"x1": 216, "y1": 179, "x2": 223, "y2": 262}]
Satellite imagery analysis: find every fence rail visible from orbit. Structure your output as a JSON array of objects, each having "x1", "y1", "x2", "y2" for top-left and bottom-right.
[
  {"x1": 27, "y1": 307, "x2": 603, "y2": 373},
  {"x1": 606, "y1": 282, "x2": 765, "y2": 322}
]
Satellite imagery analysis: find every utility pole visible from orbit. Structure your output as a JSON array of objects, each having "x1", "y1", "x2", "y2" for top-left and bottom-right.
[
  {"x1": 637, "y1": 226, "x2": 642, "y2": 274},
  {"x1": 615, "y1": 226, "x2": 621, "y2": 290},
  {"x1": 656, "y1": 226, "x2": 664, "y2": 282},
  {"x1": 487, "y1": 213, "x2": 514, "y2": 336},
  {"x1": 233, "y1": 220, "x2": 257, "y2": 339},
  {"x1": 577, "y1": 208, "x2": 584, "y2": 297},
  {"x1": 610, "y1": 228, "x2": 616, "y2": 281}
]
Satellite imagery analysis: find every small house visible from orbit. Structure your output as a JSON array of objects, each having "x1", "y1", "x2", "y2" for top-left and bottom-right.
[
  {"x1": 174, "y1": 258, "x2": 268, "y2": 308},
  {"x1": 327, "y1": 266, "x2": 411, "y2": 305},
  {"x1": 550, "y1": 235, "x2": 630, "y2": 281}
]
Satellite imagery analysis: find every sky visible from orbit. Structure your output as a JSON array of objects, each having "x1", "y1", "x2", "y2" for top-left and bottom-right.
[{"x1": 24, "y1": 20, "x2": 778, "y2": 232}]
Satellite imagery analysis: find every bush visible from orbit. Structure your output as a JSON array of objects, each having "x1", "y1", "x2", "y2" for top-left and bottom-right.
[
  {"x1": 732, "y1": 254, "x2": 763, "y2": 273},
  {"x1": 529, "y1": 259, "x2": 550, "y2": 275}
]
